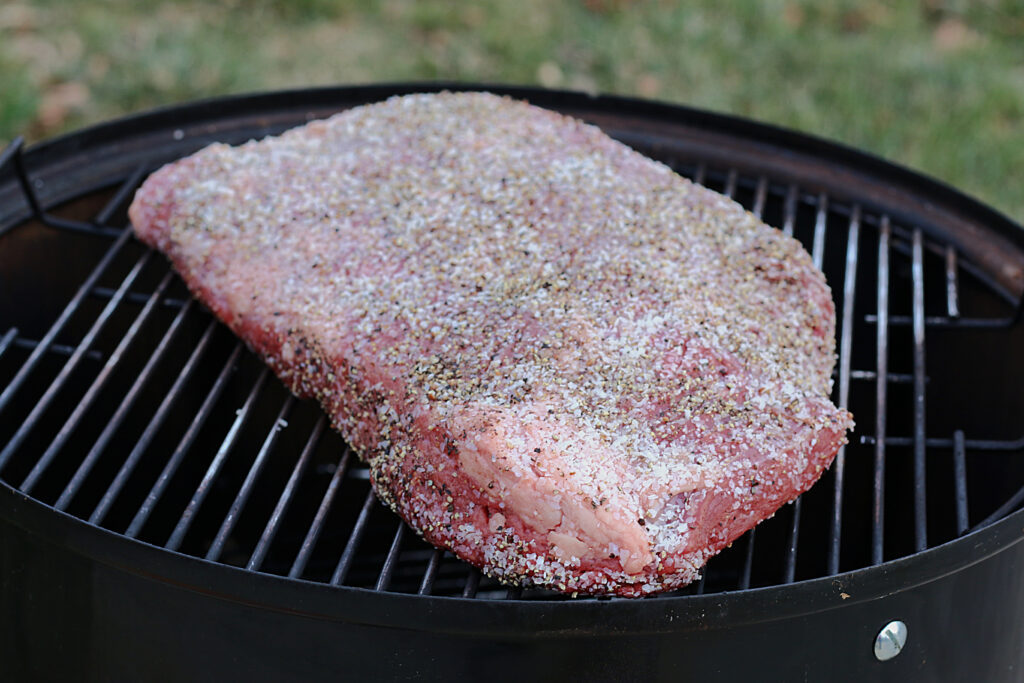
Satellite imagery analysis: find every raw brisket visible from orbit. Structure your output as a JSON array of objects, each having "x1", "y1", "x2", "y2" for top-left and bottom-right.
[{"x1": 129, "y1": 92, "x2": 853, "y2": 596}]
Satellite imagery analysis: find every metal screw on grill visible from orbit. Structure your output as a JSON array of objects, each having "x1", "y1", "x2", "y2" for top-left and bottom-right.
[{"x1": 873, "y1": 620, "x2": 908, "y2": 661}]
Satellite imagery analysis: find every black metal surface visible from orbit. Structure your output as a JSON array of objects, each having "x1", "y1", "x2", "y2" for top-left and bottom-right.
[
  {"x1": 3, "y1": 483, "x2": 1024, "y2": 681},
  {"x1": 2, "y1": 85, "x2": 1024, "y2": 680}
]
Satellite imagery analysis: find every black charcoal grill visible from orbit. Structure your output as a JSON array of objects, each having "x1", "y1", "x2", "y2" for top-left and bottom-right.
[{"x1": 2, "y1": 85, "x2": 1023, "y2": 681}]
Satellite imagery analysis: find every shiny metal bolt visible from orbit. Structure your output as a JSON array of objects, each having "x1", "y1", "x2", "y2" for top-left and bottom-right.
[{"x1": 874, "y1": 620, "x2": 908, "y2": 661}]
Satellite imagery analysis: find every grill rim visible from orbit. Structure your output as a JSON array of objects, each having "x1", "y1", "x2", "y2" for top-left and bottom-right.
[
  {"x1": 4, "y1": 480, "x2": 1023, "y2": 635},
  {"x1": 2, "y1": 84, "x2": 1024, "y2": 620}
]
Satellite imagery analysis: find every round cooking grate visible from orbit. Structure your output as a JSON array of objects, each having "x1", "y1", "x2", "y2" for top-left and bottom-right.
[{"x1": 1, "y1": 86, "x2": 1022, "y2": 604}]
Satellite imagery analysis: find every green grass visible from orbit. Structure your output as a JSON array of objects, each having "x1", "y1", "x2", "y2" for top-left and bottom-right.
[{"x1": 2, "y1": 0, "x2": 1022, "y2": 219}]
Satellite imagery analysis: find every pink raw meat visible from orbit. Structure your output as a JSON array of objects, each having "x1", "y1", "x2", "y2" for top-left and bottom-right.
[{"x1": 129, "y1": 92, "x2": 853, "y2": 596}]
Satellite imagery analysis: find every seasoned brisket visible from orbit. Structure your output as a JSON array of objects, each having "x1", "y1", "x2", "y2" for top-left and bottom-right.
[{"x1": 129, "y1": 92, "x2": 852, "y2": 596}]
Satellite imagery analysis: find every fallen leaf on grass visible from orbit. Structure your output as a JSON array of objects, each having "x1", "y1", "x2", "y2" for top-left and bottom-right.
[
  {"x1": 0, "y1": 4, "x2": 37, "y2": 31},
  {"x1": 782, "y1": 3, "x2": 804, "y2": 29},
  {"x1": 637, "y1": 73, "x2": 660, "y2": 98},
  {"x1": 537, "y1": 61, "x2": 564, "y2": 88},
  {"x1": 37, "y1": 82, "x2": 90, "y2": 133},
  {"x1": 583, "y1": 0, "x2": 637, "y2": 14},
  {"x1": 933, "y1": 17, "x2": 981, "y2": 52}
]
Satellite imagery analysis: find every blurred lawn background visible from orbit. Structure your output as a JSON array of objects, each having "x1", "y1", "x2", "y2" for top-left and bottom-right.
[{"x1": 1, "y1": 0, "x2": 1022, "y2": 219}]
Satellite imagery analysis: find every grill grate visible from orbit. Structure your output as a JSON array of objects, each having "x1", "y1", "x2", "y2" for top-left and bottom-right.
[{"x1": 1, "y1": 112, "x2": 1023, "y2": 602}]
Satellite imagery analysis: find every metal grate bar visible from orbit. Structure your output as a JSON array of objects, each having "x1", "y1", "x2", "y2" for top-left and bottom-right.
[
  {"x1": 22, "y1": 272, "x2": 174, "y2": 495},
  {"x1": 55, "y1": 298, "x2": 196, "y2": 511},
  {"x1": 864, "y1": 315, "x2": 1014, "y2": 329},
  {"x1": 828, "y1": 205, "x2": 860, "y2": 575},
  {"x1": 783, "y1": 499, "x2": 801, "y2": 583},
  {"x1": 695, "y1": 571, "x2": 707, "y2": 595},
  {"x1": 782, "y1": 184, "x2": 798, "y2": 237},
  {"x1": 0, "y1": 248, "x2": 151, "y2": 473},
  {"x1": 945, "y1": 246, "x2": 961, "y2": 318},
  {"x1": 850, "y1": 370, "x2": 913, "y2": 383},
  {"x1": 374, "y1": 523, "x2": 407, "y2": 591},
  {"x1": 693, "y1": 163, "x2": 706, "y2": 185},
  {"x1": 94, "y1": 166, "x2": 147, "y2": 227},
  {"x1": 872, "y1": 218, "x2": 890, "y2": 565},
  {"x1": 348, "y1": 468, "x2": 371, "y2": 481},
  {"x1": 288, "y1": 448, "x2": 353, "y2": 579},
  {"x1": 91, "y1": 286, "x2": 188, "y2": 310},
  {"x1": 724, "y1": 169, "x2": 738, "y2": 198},
  {"x1": 811, "y1": 193, "x2": 828, "y2": 268},
  {"x1": 505, "y1": 585, "x2": 524, "y2": 600},
  {"x1": 953, "y1": 430, "x2": 969, "y2": 535},
  {"x1": 40, "y1": 216, "x2": 124, "y2": 239},
  {"x1": 752, "y1": 176, "x2": 768, "y2": 218},
  {"x1": 0, "y1": 228, "x2": 132, "y2": 418},
  {"x1": 0, "y1": 328, "x2": 18, "y2": 360},
  {"x1": 738, "y1": 528, "x2": 756, "y2": 589},
  {"x1": 418, "y1": 549, "x2": 444, "y2": 595},
  {"x1": 206, "y1": 396, "x2": 296, "y2": 562},
  {"x1": 125, "y1": 342, "x2": 243, "y2": 537},
  {"x1": 88, "y1": 317, "x2": 217, "y2": 523},
  {"x1": 462, "y1": 570, "x2": 482, "y2": 598},
  {"x1": 912, "y1": 229, "x2": 928, "y2": 552},
  {"x1": 330, "y1": 489, "x2": 378, "y2": 585},
  {"x1": 862, "y1": 434, "x2": 1024, "y2": 450},
  {"x1": 165, "y1": 368, "x2": 270, "y2": 551},
  {"x1": 11, "y1": 338, "x2": 105, "y2": 362},
  {"x1": 247, "y1": 415, "x2": 326, "y2": 571}
]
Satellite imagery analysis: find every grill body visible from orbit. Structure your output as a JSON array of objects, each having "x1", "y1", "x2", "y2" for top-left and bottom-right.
[
  {"x1": 4, "y1": 487, "x2": 1024, "y2": 681},
  {"x1": 2, "y1": 85, "x2": 1023, "y2": 681}
]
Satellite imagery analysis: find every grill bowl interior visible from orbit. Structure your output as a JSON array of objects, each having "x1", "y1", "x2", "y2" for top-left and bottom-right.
[{"x1": 1, "y1": 85, "x2": 1023, "y2": 607}]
